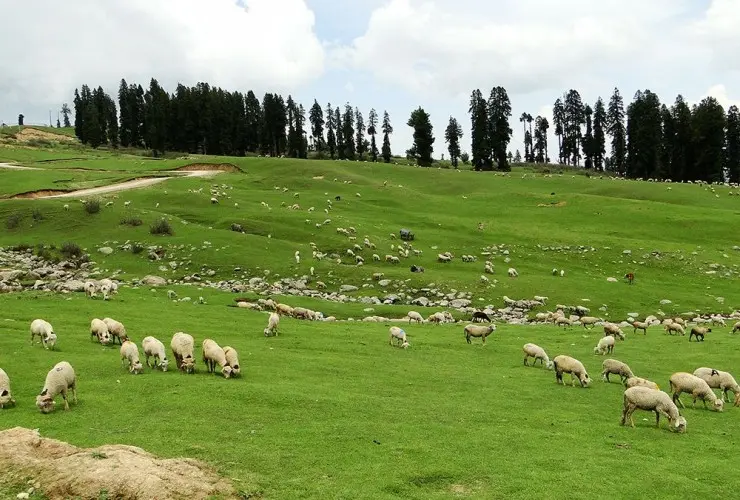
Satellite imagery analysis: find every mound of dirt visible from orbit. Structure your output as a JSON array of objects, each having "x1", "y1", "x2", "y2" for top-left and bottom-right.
[
  {"x1": 10, "y1": 189, "x2": 72, "y2": 199},
  {"x1": 0, "y1": 427, "x2": 238, "y2": 500},
  {"x1": 15, "y1": 127, "x2": 78, "y2": 143},
  {"x1": 175, "y1": 163, "x2": 241, "y2": 173}
]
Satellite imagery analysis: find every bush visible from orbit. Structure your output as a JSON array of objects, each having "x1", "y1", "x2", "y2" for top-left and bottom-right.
[
  {"x1": 60, "y1": 242, "x2": 83, "y2": 259},
  {"x1": 32, "y1": 209, "x2": 44, "y2": 221},
  {"x1": 231, "y1": 223, "x2": 244, "y2": 233},
  {"x1": 5, "y1": 213, "x2": 22, "y2": 229},
  {"x1": 84, "y1": 199, "x2": 101, "y2": 214},
  {"x1": 150, "y1": 218, "x2": 173, "y2": 236},
  {"x1": 131, "y1": 243, "x2": 145, "y2": 254},
  {"x1": 121, "y1": 216, "x2": 143, "y2": 227}
]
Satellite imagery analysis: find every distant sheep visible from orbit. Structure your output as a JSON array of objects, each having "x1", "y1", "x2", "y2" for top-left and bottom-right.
[
  {"x1": 580, "y1": 316, "x2": 601, "y2": 329},
  {"x1": 389, "y1": 326, "x2": 409, "y2": 348},
  {"x1": 29, "y1": 319, "x2": 55, "y2": 350},
  {"x1": 84, "y1": 281, "x2": 97, "y2": 298},
  {"x1": 669, "y1": 372, "x2": 724, "y2": 411},
  {"x1": 35, "y1": 361, "x2": 77, "y2": 413},
  {"x1": 464, "y1": 324, "x2": 496, "y2": 345},
  {"x1": 471, "y1": 311, "x2": 491, "y2": 323},
  {"x1": 553, "y1": 355, "x2": 591, "y2": 387},
  {"x1": 523, "y1": 343, "x2": 553, "y2": 369},
  {"x1": 664, "y1": 321, "x2": 685, "y2": 336},
  {"x1": 594, "y1": 336, "x2": 615, "y2": 356},
  {"x1": 407, "y1": 311, "x2": 424, "y2": 324},
  {"x1": 103, "y1": 317, "x2": 128, "y2": 345},
  {"x1": 90, "y1": 318, "x2": 112, "y2": 345},
  {"x1": 621, "y1": 386, "x2": 686, "y2": 433},
  {"x1": 264, "y1": 312, "x2": 280, "y2": 336},
  {"x1": 631, "y1": 321, "x2": 649, "y2": 335},
  {"x1": 689, "y1": 326, "x2": 711, "y2": 342},
  {"x1": 601, "y1": 358, "x2": 634, "y2": 382},
  {"x1": 624, "y1": 376, "x2": 660, "y2": 391},
  {"x1": 693, "y1": 367, "x2": 740, "y2": 406},
  {"x1": 507, "y1": 268, "x2": 519, "y2": 278},
  {"x1": 603, "y1": 323, "x2": 625, "y2": 340}
]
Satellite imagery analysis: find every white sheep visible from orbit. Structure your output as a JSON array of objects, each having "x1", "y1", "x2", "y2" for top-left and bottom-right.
[
  {"x1": 594, "y1": 336, "x2": 615, "y2": 356},
  {"x1": 142, "y1": 336, "x2": 169, "y2": 371},
  {"x1": 603, "y1": 323, "x2": 625, "y2": 340},
  {"x1": 84, "y1": 281, "x2": 97, "y2": 298},
  {"x1": 222, "y1": 346, "x2": 241, "y2": 376},
  {"x1": 601, "y1": 358, "x2": 633, "y2": 382},
  {"x1": 90, "y1": 318, "x2": 112, "y2": 345},
  {"x1": 579, "y1": 316, "x2": 601, "y2": 328},
  {"x1": 63, "y1": 204, "x2": 69, "y2": 211},
  {"x1": 99, "y1": 278, "x2": 118, "y2": 295},
  {"x1": 407, "y1": 311, "x2": 424, "y2": 324},
  {"x1": 0, "y1": 368, "x2": 16, "y2": 408},
  {"x1": 522, "y1": 343, "x2": 553, "y2": 369},
  {"x1": 693, "y1": 367, "x2": 740, "y2": 406},
  {"x1": 120, "y1": 341, "x2": 144, "y2": 374},
  {"x1": 35, "y1": 361, "x2": 77, "y2": 413},
  {"x1": 171, "y1": 332, "x2": 196, "y2": 373},
  {"x1": 631, "y1": 321, "x2": 649, "y2": 335},
  {"x1": 507, "y1": 268, "x2": 519, "y2": 277},
  {"x1": 100, "y1": 283, "x2": 112, "y2": 300},
  {"x1": 103, "y1": 317, "x2": 128, "y2": 345},
  {"x1": 202, "y1": 339, "x2": 233, "y2": 378},
  {"x1": 533, "y1": 295, "x2": 548, "y2": 304},
  {"x1": 553, "y1": 355, "x2": 591, "y2": 387},
  {"x1": 29, "y1": 318, "x2": 55, "y2": 350},
  {"x1": 464, "y1": 324, "x2": 496, "y2": 345},
  {"x1": 624, "y1": 376, "x2": 660, "y2": 391},
  {"x1": 621, "y1": 386, "x2": 686, "y2": 433},
  {"x1": 295, "y1": 251, "x2": 300, "y2": 264},
  {"x1": 732, "y1": 321, "x2": 740, "y2": 334},
  {"x1": 664, "y1": 321, "x2": 685, "y2": 336},
  {"x1": 264, "y1": 312, "x2": 280, "y2": 336},
  {"x1": 389, "y1": 326, "x2": 409, "y2": 348},
  {"x1": 668, "y1": 372, "x2": 724, "y2": 411}
]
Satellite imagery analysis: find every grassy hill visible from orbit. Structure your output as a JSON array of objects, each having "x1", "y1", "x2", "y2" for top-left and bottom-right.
[{"x1": 1, "y1": 142, "x2": 740, "y2": 499}]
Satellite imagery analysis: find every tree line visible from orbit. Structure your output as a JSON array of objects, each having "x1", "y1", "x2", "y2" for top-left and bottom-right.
[{"x1": 69, "y1": 78, "x2": 740, "y2": 183}]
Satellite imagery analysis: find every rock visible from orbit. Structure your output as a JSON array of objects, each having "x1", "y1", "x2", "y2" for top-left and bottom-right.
[
  {"x1": 623, "y1": 250, "x2": 632, "y2": 255},
  {"x1": 378, "y1": 279, "x2": 391, "y2": 287},
  {"x1": 17, "y1": 493, "x2": 29, "y2": 500},
  {"x1": 606, "y1": 277, "x2": 618, "y2": 282},
  {"x1": 98, "y1": 247, "x2": 113, "y2": 255},
  {"x1": 451, "y1": 298, "x2": 471, "y2": 309},
  {"x1": 660, "y1": 299, "x2": 672, "y2": 305},
  {"x1": 412, "y1": 297, "x2": 430, "y2": 307},
  {"x1": 339, "y1": 285, "x2": 358, "y2": 293},
  {"x1": 58, "y1": 280, "x2": 85, "y2": 292},
  {"x1": 142, "y1": 275, "x2": 167, "y2": 286}
]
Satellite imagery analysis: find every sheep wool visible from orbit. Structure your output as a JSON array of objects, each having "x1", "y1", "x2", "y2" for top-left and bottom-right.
[
  {"x1": 692, "y1": 367, "x2": 740, "y2": 407},
  {"x1": 669, "y1": 372, "x2": 724, "y2": 412},
  {"x1": 624, "y1": 377, "x2": 660, "y2": 391},
  {"x1": 142, "y1": 336, "x2": 169, "y2": 372},
  {"x1": 222, "y1": 346, "x2": 241, "y2": 376},
  {"x1": 522, "y1": 343, "x2": 553, "y2": 369},
  {"x1": 553, "y1": 355, "x2": 591, "y2": 388},
  {"x1": 202, "y1": 339, "x2": 233, "y2": 378},
  {"x1": 621, "y1": 386, "x2": 686, "y2": 433},
  {"x1": 29, "y1": 319, "x2": 55, "y2": 350},
  {"x1": 120, "y1": 341, "x2": 144, "y2": 375},
  {"x1": 90, "y1": 318, "x2": 112, "y2": 345},
  {"x1": 407, "y1": 311, "x2": 424, "y2": 324},
  {"x1": 601, "y1": 359, "x2": 634, "y2": 383},
  {"x1": 171, "y1": 332, "x2": 196, "y2": 374},
  {"x1": 464, "y1": 324, "x2": 496, "y2": 345},
  {"x1": 594, "y1": 336, "x2": 615, "y2": 356},
  {"x1": 0, "y1": 368, "x2": 16, "y2": 408},
  {"x1": 36, "y1": 361, "x2": 77, "y2": 413},
  {"x1": 389, "y1": 326, "x2": 408, "y2": 347},
  {"x1": 103, "y1": 317, "x2": 128, "y2": 345}
]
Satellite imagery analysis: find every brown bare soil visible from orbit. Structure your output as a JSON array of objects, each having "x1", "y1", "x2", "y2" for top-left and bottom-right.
[
  {"x1": 15, "y1": 127, "x2": 78, "y2": 143},
  {"x1": 0, "y1": 427, "x2": 238, "y2": 500},
  {"x1": 10, "y1": 189, "x2": 71, "y2": 199},
  {"x1": 175, "y1": 163, "x2": 241, "y2": 173}
]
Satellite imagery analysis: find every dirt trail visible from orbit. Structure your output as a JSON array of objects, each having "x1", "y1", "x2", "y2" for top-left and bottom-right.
[{"x1": 0, "y1": 162, "x2": 40, "y2": 170}]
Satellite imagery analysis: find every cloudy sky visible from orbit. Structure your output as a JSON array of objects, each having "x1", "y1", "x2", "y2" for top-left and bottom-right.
[{"x1": 2, "y1": 0, "x2": 740, "y2": 158}]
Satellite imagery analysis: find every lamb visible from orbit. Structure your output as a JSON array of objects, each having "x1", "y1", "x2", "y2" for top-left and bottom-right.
[
  {"x1": 522, "y1": 343, "x2": 553, "y2": 369},
  {"x1": 507, "y1": 267, "x2": 519, "y2": 277},
  {"x1": 84, "y1": 281, "x2": 97, "y2": 298},
  {"x1": 601, "y1": 358, "x2": 634, "y2": 382},
  {"x1": 142, "y1": 336, "x2": 169, "y2": 371},
  {"x1": 389, "y1": 326, "x2": 409, "y2": 348},
  {"x1": 621, "y1": 386, "x2": 687, "y2": 433},
  {"x1": 631, "y1": 321, "x2": 649, "y2": 335},
  {"x1": 29, "y1": 319, "x2": 55, "y2": 350},
  {"x1": 428, "y1": 312, "x2": 446, "y2": 324},
  {"x1": 100, "y1": 283, "x2": 112, "y2": 300},
  {"x1": 552, "y1": 355, "x2": 591, "y2": 387},
  {"x1": 692, "y1": 367, "x2": 740, "y2": 406},
  {"x1": 603, "y1": 323, "x2": 625, "y2": 340},
  {"x1": 464, "y1": 324, "x2": 496, "y2": 345},
  {"x1": 222, "y1": 346, "x2": 241, "y2": 376},
  {"x1": 689, "y1": 326, "x2": 711, "y2": 342},
  {"x1": 35, "y1": 361, "x2": 77, "y2": 413},
  {"x1": 624, "y1": 376, "x2": 660, "y2": 391},
  {"x1": 202, "y1": 339, "x2": 233, "y2": 378},
  {"x1": 594, "y1": 336, "x2": 615, "y2": 355},
  {"x1": 664, "y1": 321, "x2": 685, "y2": 336},
  {"x1": 264, "y1": 312, "x2": 280, "y2": 336},
  {"x1": 0, "y1": 368, "x2": 16, "y2": 409},
  {"x1": 120, "y1": 341, "x2": 144, "y2": 374},
  {"x1": 668, "y1": 372, "x2": 724, "y2": 411},
  {"x1": 90, "y1": 318, "x2": 112, "y2": 345},
  {"x1": 407, "y1": 311, "x2": 424, "y2": 324},
  {"x1": 103, "y1": 317, "x2": 128, "y2": 345},
  {"x1": 171, "y1": 332, "x2": 196, "y2": 374}
]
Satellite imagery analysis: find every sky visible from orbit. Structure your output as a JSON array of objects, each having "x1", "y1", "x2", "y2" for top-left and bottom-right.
[{"x1": 2, "y1": 0, "x2": 740, "y2": 159}]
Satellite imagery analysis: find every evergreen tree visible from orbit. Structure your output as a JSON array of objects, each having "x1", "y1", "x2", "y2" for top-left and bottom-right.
[
  {"x1": 367, "y1": 108, "x2": 379, "y2": 162},
  {"x1": 297, "y1": 104, "x2": 308, "y2": 159},
  {"x1": 244, "y1": 90, "x2": 262, "y2": 153},
  {"x1": 61, "y1": 103, "x2": 71, "y2": 128},
  {"x1": 354, "y1": 108, "x2": 366, "y2": 159},
  {"x1": 563, "y1": 89, "x2": 585, "y2": 166},
  {"x1": 342, "y1": 104, "x2": 355, "y2": 160},
  {"x1": 308, "y1": 99, "x2": 324, "y2": 152},
  {"x1": 533, "y1": 116, "x2": 549, "y2": 163},
  {"x1": 671, "y1": 95, "x2": 693, "y2": 182},
  {"x1": 469, "y1": 89, "x2": 490, "y2": 170},
  {"x1": 407, "y1": 106, "x2": 435, "y2": 167},
  {"x1": 592, "y1": 98, "x2": 607, "y2": 171},
  {"x1": 726, "y1": 105, "x2": 740, "y2": 184},
  {"x1": 659, "y1": 104, "x2": 675, "y2": 179},
  {"x1": 553, "y1": 98, "x2": 565, "y2": 163},
  {"x1": 381, "y1": 110, "x2": 393, "y2": 163},
  {"x1": 92, "y1": 86, "x2": 108, "y2": 145},
  {"x1": 56, "y1": 118, "x2": 61, "y2": 128},
  {"x1": 83, "y1": 100, "x2": 101, "y2": 148},
  {"x1": 444, "y1": 116, "x2": 463, "y2": 168},
  {"x1": 514, "y1": 149, "x2": 522, "y2": 163},
  {"x1": 143, "y1": 78, "x2": 169, "y2": 156},
  {"x1": 118, "y1": 79, "x2": 131, "y2": 146},
  {"x1": 106, "y1": 95, "x2": 119, "y2": 147},
  {"x1": 607, "y1": 87, "x2": 627, "y2": 174},
  {"x1": 335, "y1": 107, "x2": 345, "y2": 159},
  {"x1": 286, "y1": 95, "x2": 301, "y2": 158},
  {"x1": 73, "y1": 88, "x2": 84, "y2": 141},
  {"x1": 626, "y1": 90, "x2": 662, "y2": 179},
  {"x1": 519, "y1": 113, "x2": 529, "y2": 162},
  {"x1": 691, "y1": 96, "x2": 726, "y2": 183},
  {"x1": 325, "y1": 102, "x2": 336, "y2": 159},
  {"x1": 487, "y1": 86, "x2": 513, "y2": 171},
  {"x1": 582, "y1": 104, "x2": 594, "y2": 169},
  {"x1": 527, "y1": 114, "x2": 534, "y2": 162}
]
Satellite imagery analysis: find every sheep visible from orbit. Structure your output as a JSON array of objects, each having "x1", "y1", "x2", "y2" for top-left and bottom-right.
[
  {"x1": 171, "y1": 332, "x2": 196, "y2": 374},
  {"x1": 389, "y1": 326, "x2": 409, "y2": 348},
  {"x1": 35, "y1": 361, "x2": 77, "y2": 413},
  {"x1": 210, "y1": 197, "x2": 219, "y2": 204},
  {"x1": 388, "y1": 255, "x2": 400, "y2": 264},
  {"x1": 437, "y1": 253, "x2": 452, "y2": 263},
  {"x1": 533, "y1": 295, "x2": 548, "y2": 305},
  {"x1": 621, "y1": 386, "x2": 686, "y2": 433},
  {"x1": 276, "y1": 303, "x2": 294, "y2": 316},
  {"x1": 471, "y1": 311, "x2": 491, "y2": 323},
  {"x1": 120, "y1": 341, "x2": 144, "y2": 374},
  {"x1": 554, "y1": 316, "x2": 573, "y2": 328},
  {"x1": 733, "y1": 321, "x2": 740, "y2": 334},
  {"x1": 522, "y1": 343, "x2": 553, "y2": 369},
  {"x1": 693, "y1": 367, "x2": 740, "y2": 406},
  {"x1": 29, "y1": 319, "x2": 55, "y2": 350},
  {"x1": 407, "y1": 311, "x2": 424, "y2": 324},
  {"x1": 689, "y1": 326, "x2": 711, "y2": 342},
  {"x1": 464, "y1": 324, "x2": 496, "y2": 345},
  {"x1": 603, "y1": 323, "x2": 625, "y2": 340},
  {"x1": 295, "y1": 251, "x2": 300, "y2": 264},
  {"x1": 580, "y1": 316, "x2": 601, "y2": 329},
  {"x1": 63, "y1": 204, "x2": 69, "y2": 211},
  {"x1": 601, "y1": 358, "x2": 634, "y2": 382},
  {"x1": 668, "y1": 372, "x2": 724, "y2": 411},
  {"x1": 103, "y1": 317, "x2": 128, "y2": 345},
  {"x1": 428, "y1": 312, "x2": 446, "y2": 324},
  {"x1": 90, "y1": 318, "x2": 112, "y2": 345},
  {"x1": 664, "y1": 321, "x2": 685, "y2": 336},
  {"x1": 84, "y1": 281, "x2": 97, "y2": 298},
  {"x1": 711, "y1": 315, "x2": 726, "y2": 327},
  {"x1": 594, "y1": 336, "x2": 615, "y2": 355},
  {"x1": 142, "y1": 336, "x2": 169, "y2": 371},
  {"x1": 624, "y1": 377, "x2": 660, "y2": 391},
  {"x1": 264, "y1": 312, "x2": 280, "y2": 336},
  {"x1": 202, "y1": 339, "x2": 233, "y2": 378},
  {"x1": 222, "y1": 346, "x2": 241, "y2": 376},
  {"x1": 631, "y1": 321, "x2": 649, "y2": 335},
  {"x1": 552, "y1": 355, "x2": 591, "y2": 387},
  {"x1": 0, "y1": 368, "x2": 16, "y2": 409},
  {"x1": 507, "y1": 267, "x2": 519, "y2": 277}
]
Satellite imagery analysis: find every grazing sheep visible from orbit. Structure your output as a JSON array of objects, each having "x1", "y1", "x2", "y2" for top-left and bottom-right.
[
  {"x1": 29, "y1": 318, "x2": 55, "y2": 349},
  {"x1": 693, "y1": 367, "x2": 740, "y2": 406},
  {"x1": 533, "y1": 295, "x2": 548, "y2": 305},
  {"x1": 669, "y1": 372, "x2": 724, "y2": 411},
  {"x1": 621, "y1": 386, "x2": 686, "y2": 433},
  {"x1": 100, "y1": 283, "x2": 112, "y2": 300},
  {"x1": 84, "y1": 281, "x2": 97, "y2": 298},
  {"x1": 464, "y1": 324, "x2": 496, "y2": 345},
  {"x1": 553, "y1": 355, "x2": 591, "y2": 387},
  {"x1": 35, "y1": 361, "x2": 77, "y2": 413},
  {"x1": 103, "y1": 317, "x2": 128, "y2": 345},
  {"x1": 664, "y1": 321, "x2": 685, "y2": 336},
  {"x1": 601, "y1": 359, "x2": 634, "y2": 382},
  {"x1": 594, "y1": 336, "x2": 615, "y2": 355},
  {"x1": 276, "y1": 303, "x2": 294, "y2": 316},
  {"x1": 0, "y1": 368, "x2": 16, "y2": 409},
  {"x1": 471, "y1": 311, "x2": 491, "y2": 323},
  {"x1": 554, "y1": 316, "x2": 573, "y2": 328},
  {"x1": 202, "y1": 339, "x2": 233, "y2": 378},
  {"x1": 522, "y1": 343, "x2": 553, "y2": 369},
  {"x1": 120, "y1": 341, "x2": 144, "y2": 374},
  {"x1": 407, "y1": 311, "x2": 424, "y2": 324},
  {"x1": 580, "y1": 316, "x2": 601, "y2": 329},
  {"x1": 624, "y1": 376, "x2": 660, "y2": 391},
  {"x1": 222, "y1": 346, "x2": 241, "y2": 376},
  {"x1": 142, "y1": 336, "x2": 169, "y2": 371},
  {"x1": 389, "y1": 326, "x2": 409, "y2": 348},
  {"x1": 603, "y1": 323, "x2": 625, "y2": 340},
  {"x1": 689, "y1": 326, "x2": 711, "y2": 342},
  {"x1": 507, "y1": 267, "x2": 519, "y2": 277},
  {"x1": 63, "y1": 204, "x2": 69, "y2": 211},
  {"x1": 171, "y1": 332, "x2": 196, "y2": 374},
  {"x1": 732, "y1": 321, "x2": 740, "y2": 334},
  {"x1": 711, "y1": 316, "x2": 726, "y2": 327},
  {"x1": 428, "y1": 312, "x2": 446, "y2": 324},
  {"x1": 90, "y1": 318, "x2": 112, "y2": 345},
  {"x1": 210, "y1": 197, "x2": 219, "y2": 204},
  {"x1": 264, "y1": 312, "x2": 280, "y2": 336},
  {"x1": 631, "y1": 321, "x2": 649, "y2": 335}
]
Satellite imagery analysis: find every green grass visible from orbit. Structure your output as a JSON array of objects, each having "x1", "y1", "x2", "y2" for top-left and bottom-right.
[{"x1": 0, "y1": 170, "x2": 139, "y2": 198}]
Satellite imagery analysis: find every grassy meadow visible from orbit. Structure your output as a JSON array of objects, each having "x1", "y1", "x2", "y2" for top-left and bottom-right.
[{"x1": 1, "y1": 130, "x2": 740, "y2": 499}]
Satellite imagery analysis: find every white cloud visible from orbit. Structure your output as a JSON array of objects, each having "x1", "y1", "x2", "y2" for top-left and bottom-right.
[{"x1": 0, "y1": 0, "x2": 324, "y2": 122}]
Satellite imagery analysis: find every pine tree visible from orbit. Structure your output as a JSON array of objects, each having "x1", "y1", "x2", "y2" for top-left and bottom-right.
[
  {"x1": 514, "y1": 149, "x2": 522, "y2": 163},
  {"x1": 143, "y1": 78, "x2": 169, "y2": 156},
  {"x1": 354, "y1": 108, "x2": 366, "y2": 159},
  {"x1": 342, "y1": 104, "x2": 355, "y2": 160},
  {"x1": 61, "y1": 103, "x2": 71, "y2": 128},
  {"x1": 381, "y1": 111, "x2": 393, "y2": 163},
  {"x1": 118, "y1": 79, "x2": 130, "y2": 146},
  {"x1": 726, "y1": 105, "x2": 740, "y2": 184},
  {"x1": 691, "y1": 96, "x2": 726, "y2": 183},
  {"x1": 671, "y1": 95, "x2": 693, "y2": 182},
  {"x1": 83, "y1": 99, "x2": 101, "y2": 148},
  {"x1": 326, "y1": 102, "x2": 336, "y2": 159},
  {"x1": 487, "y1": 86, "x2": 513, "y2": 171},
  {"x1": 469, "y1": 89, "x2": 490, "y2": 170},
  {"x1": 553, "y1": 98, "x2": 565, "y2": 164},
  {"x1": 407, "y1": 107, "x2": 435, "y2": 167},
  {"x1": 592, "y1": 98, "x2": 607, "y2": 171},
  {"x1": 533, "y1": 116, "x2": 549, "y2": 163},
  {"x1": 582, "y1": 105, "x2": 594, "y2": 169},
  {"x1": 308, "y1": 99, "x2": 324, "y2": 152},
  {"x1": 367, "y1": 108, "x2": 379, "y2": 162},
  {"x1": 286, "y1": 95, "x2": 301, "y2": 158},
  {"x1": 607, "y1": 87, "x2": 627, "y2": 174},
  {"x1": 335, "y1": 107, "x2": 344, "y2": 159},
  {"x1": 626, "y1": 90, "x2": 662, "y2": 179},
  {"x1": 659, "y1": 104, "x2": 675, "y2": 179},
  {"x1": 106, "y1": 95, "x2": 119, "y2": 147},
  {"x1": 563, "y1": 90, "x2": 585, "y2": 166},
  {"x1": 244, "y1": 91, "x2": 261, "y2": 153},
  {"x1": 73, "y1": 87, "x2": 85, "y2": 142},
  {"x1": 526, "y1": 114, "x2": 534, "y2": 162},
  {"x1": 444, "y1": 116, "x2": 463, "y2": 168},
  {"x1": 519, "y1": 113, "x2": 529, "y2": 162}
]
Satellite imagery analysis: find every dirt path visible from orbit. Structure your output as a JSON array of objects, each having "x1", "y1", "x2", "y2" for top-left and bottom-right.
[{"x1": 0, "y1": 162, "x2": 40, "y2": 170}]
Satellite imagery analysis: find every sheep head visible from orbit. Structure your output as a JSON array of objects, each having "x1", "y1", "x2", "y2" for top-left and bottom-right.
[
  {"x1": 130, "y1": 361, "x2": 144, "y2": 375},
  {"x1": 579, "y1": 374, "x2": 592, "y2": 387},
  {"x1": 0, "y1": 389, "x2": 13, "y2": 407},
  {"x1": 221, "y1": 366, "x2": 233, "y2": 379},
  {"x1": 672, "y1": 416, "x2": 687, "y2": 433},
  {"x1": 402, "y1": 341, "x2": 410, "y2": 349},
  {"x1": 36, "y1": 392, "x2": 55, "y2": 414},
  {"x1": 545, "y1": 360, "x2": 554, "y2": 370},
  {"x1": 180, "y1": 356, "x2": 195, "y2": 374},
  {"x1": 159, "y1": 358, "x2": 169, "y2": 372},
  {"x1": 713, "y1": 399, "x2": 724, "y2": 412},
  {"x1": 734, "y1": 392, "x2": 740, "y2": 407}
]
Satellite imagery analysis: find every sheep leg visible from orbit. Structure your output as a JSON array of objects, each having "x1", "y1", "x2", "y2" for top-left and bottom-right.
[
  {"x1": 523, "y1": 356, "x2": 529, "y2": 366},
  {"x1": 654, "y1": 411, "x2": 660, "y2": 427},
  {"x1": 555, "y1": 371, "x2": 563, "y2": 385},
  {"x1": 672, "y1": 393, "x2": 685, "y2": 408},
  {"x1": 61, "y1": 390, "x2": 70, "y2": 411}
]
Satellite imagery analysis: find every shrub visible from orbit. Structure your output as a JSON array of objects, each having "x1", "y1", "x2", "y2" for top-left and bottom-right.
[
  {"x1": 60, "y1": 242, "x2": 83, "y2": 259},
  {"x1": 231, "y1": 223, "x2": 244, "y2": 233},
  {"x1": 121, "y1": 216, "x2": 143, "y2": 227},
  {"x1": 131, "y1": 243, "x2": 145, "y2": 254},
  {"x1": 150, "y1": 218, "x2": 173, "y2": 236},
  {"x1": 84, "y1": 199, "x2": 101, "y2": 214},
  {"x1": 5, "y1": 213, "x2": 22, "y2": 229},
  {"x1": 32, "y1": 209, "x2": 44, "y2": 221}
]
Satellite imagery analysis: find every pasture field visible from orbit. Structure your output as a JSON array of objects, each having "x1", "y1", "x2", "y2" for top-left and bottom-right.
[{"x1": 1, "y1": 291, "x2": 740, "y2": 500}]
